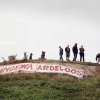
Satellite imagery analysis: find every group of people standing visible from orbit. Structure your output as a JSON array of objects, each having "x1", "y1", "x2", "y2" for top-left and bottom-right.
[
  {"x1": 59, "y1": 43, "x2": 85, "y2": 62},
  {"x1": 22, "y1": 44, "x2": 100, "y2": 64}
]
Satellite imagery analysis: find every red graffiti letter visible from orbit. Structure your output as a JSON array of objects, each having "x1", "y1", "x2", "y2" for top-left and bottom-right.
[{"x1": 37, "y1": 65, "x2": 42, "y2": 70}]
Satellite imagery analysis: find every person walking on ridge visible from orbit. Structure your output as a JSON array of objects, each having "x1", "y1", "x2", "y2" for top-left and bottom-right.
[{"x1": 59, "y1": 46, "x2": 63, "y2": 61}]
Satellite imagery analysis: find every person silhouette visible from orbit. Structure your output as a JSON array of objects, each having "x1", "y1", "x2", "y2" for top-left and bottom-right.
[
  {"x1": 79, "y1": 45, "x2": 85, "y2": 62},
  {"x1": 65, "y1": 45, "x2": 70, "y2": 61},
  {"x1": 41, "y1": 51, "x2": 46, "y2": 59},
  {"x1": 72, "y1": 43, "x2": 78, "y2": 61},
  {"x1": 59, "y1": 46, "x2": 63, "y2": 61},
  {"x1": 96, "y1": 53, "x2": 100, "y2": 64},
  {"x1": 29, "y1": 53, "x2": 33, "y2": 60}
]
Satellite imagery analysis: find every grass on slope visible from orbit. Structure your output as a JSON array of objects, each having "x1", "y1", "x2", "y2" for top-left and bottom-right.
[{"x1": 0, "y1": 73, "x2": 100, "y2": 100}]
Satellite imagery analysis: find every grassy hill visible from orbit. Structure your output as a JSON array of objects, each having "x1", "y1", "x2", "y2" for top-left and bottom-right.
[
  {"x1": 0, "y1": 59, "x2": 100, "y2": 100},
  {"x1": 0, "y1": 73, "x2": 100, "y2": 100}
]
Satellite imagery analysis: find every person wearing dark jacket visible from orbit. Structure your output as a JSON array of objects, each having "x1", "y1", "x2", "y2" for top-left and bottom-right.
[
  {"x1": 96, "y1": 53, "x2": 100, "y2": 64},
  {"x1": 59, "y1": 46, "x2": 63, "y2": 61},
  {"x1": 79, "y1": 45, "x2": 85, "y2": 62},
  {"x1": 29, "y1": 53, "x2": 33, "y2": 60},
  {"x1": 41, "y1": 51, "x2": 46, "y2": 59},
  {"x1": 72, "y1": 43, "x2": 78, "y2": 61},
  {"x1": 65, "y1": 45, "x2": 70, "y2": 61}
]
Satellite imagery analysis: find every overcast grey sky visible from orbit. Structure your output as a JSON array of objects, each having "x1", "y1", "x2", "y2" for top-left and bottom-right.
[{"x1": 0, "y1": 0, "x2": 100, "y2": 62}]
